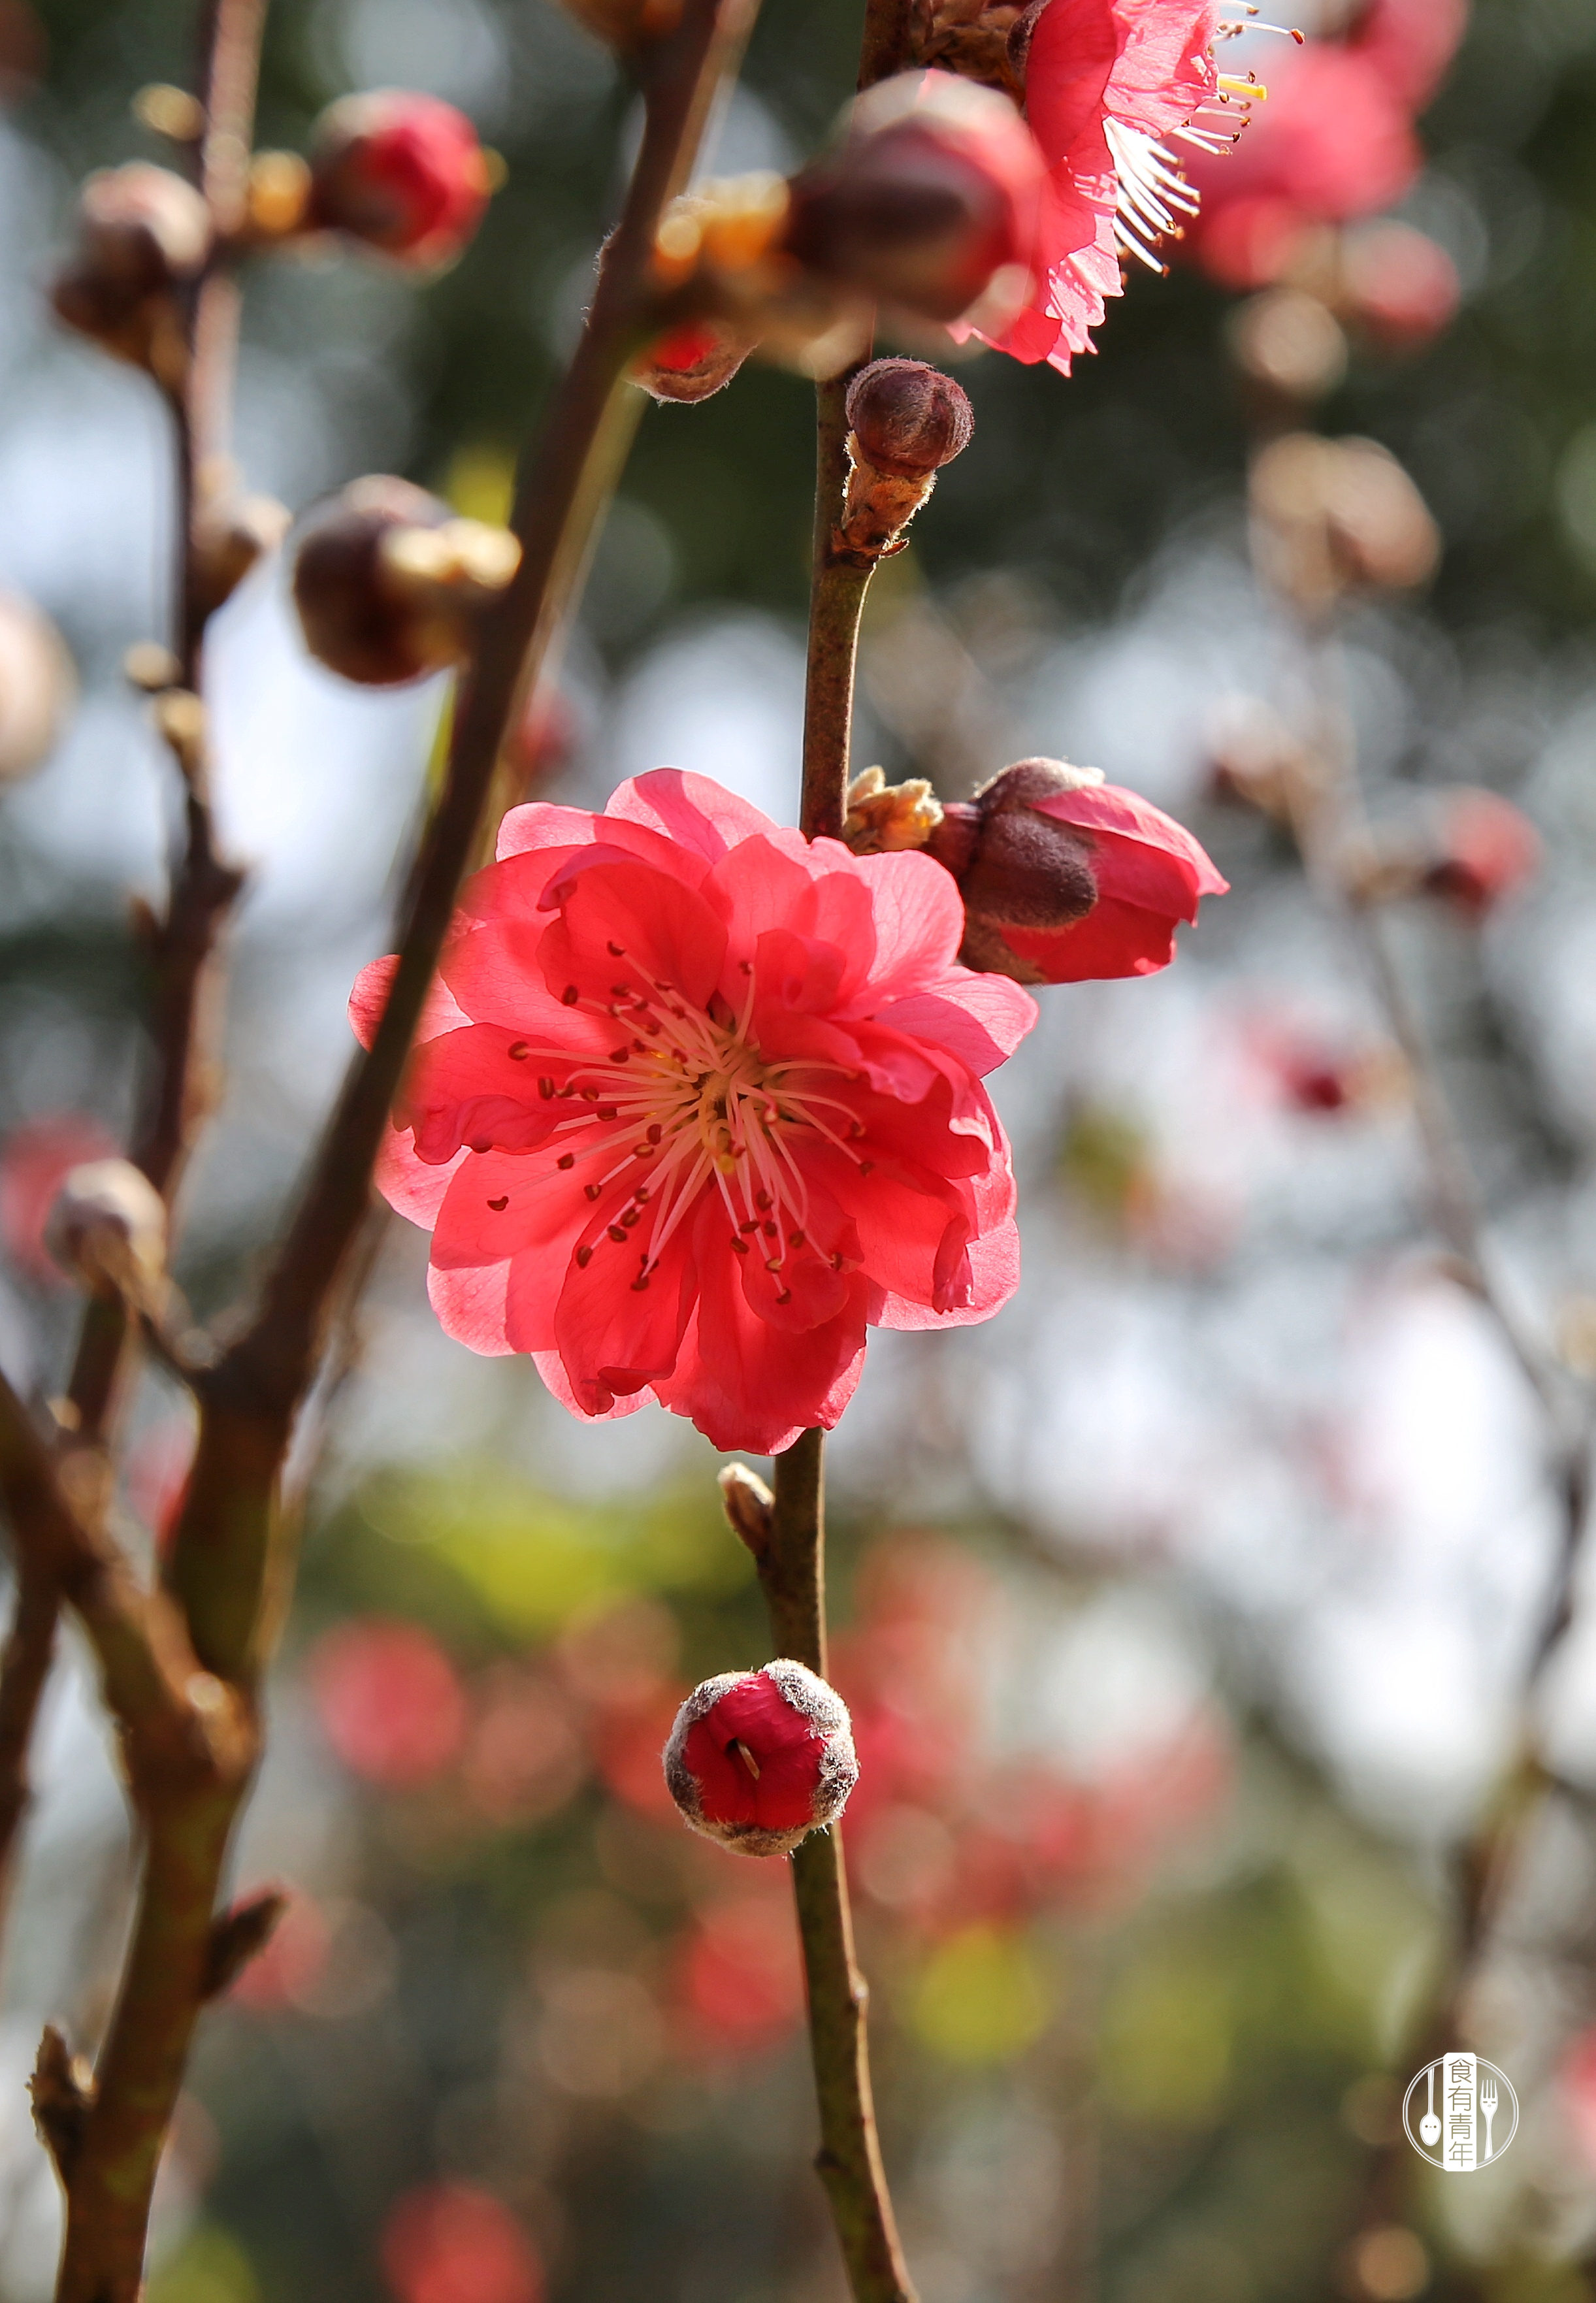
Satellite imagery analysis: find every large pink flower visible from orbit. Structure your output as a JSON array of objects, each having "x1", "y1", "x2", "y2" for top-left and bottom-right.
[
  {"x1": 352, "y1": 772, "x2": 1036, "y2": 1456},
  {"x1": 968, "y1": 0, "x2": 1225, "y2": 373}
]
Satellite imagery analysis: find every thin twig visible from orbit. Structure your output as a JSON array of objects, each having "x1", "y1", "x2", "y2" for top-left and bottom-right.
[
  {"x1": 759, "y1": 1434, "x2": 917, "y2": 2303},
  {"x1": 0, "y1": 0, "x2": 257, "y2": 1931},
  {"x1": 759, "y1": 3, "x2": 924, "y2": 2266},
  {"x1": 45, "y1": 7, "x2": 758, "y2": 2289}
]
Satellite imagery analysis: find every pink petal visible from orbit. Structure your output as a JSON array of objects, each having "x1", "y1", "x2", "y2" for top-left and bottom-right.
[
  {"x1": 1005, "y1": 895, "x2": 1181, "y2": 979},
  {"x1": 875, "y1": 971, "x2": 1038, "y2": 1076},
  {"x1": 1026, "y1": 0, "x2": 1119, "y2": 167},
  {"x1": 551, "y1": 1194, "x2": 700, "y2": 1414},
  {"x1": 538, "y1": 861, "x2": 728, "y2": 1014},
  {"x1": 874, "y1": 1214, "x2": 1021, "y2": 1328},
  {"x1": 349, "y1": 954, "x2": 471, "y2": 1052},
  {"x1": 845, "y1": 849, "x2": 966, "y2": 1008},
  {"x1": 427, "y1": 1256, "x2": 514, "y2": 1355},
  {"x1": 532, "y1": 1347, "x2": 648, "y2": 1424},
  {"x1": 606, "y1": 768, "x2": 781, "y2": 862},
  {"x1": 375, "y1": 1126, "x2": 462, "y2": 1229}
]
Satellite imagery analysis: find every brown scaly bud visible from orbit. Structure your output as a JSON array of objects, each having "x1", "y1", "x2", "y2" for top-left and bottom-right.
[
  {"x1": 632, "y1": 318, "x2": 755, "y2": 404},
  {"x1": 191, "y1": 489, "x2": 292, "y2": 619},
  {"x1": 52, "y1": 163, "x2": 210, "y2": 381},
  {"x1": 290, "y1": 476, "x2": 519, "y2": 687},
  {"x1": 843, "y1": 766, "x2": 945, "y2": 854},
  {"x1": 1250, "y1": 434, "x2": 1439, "y2": 614},
  {"x1": 781, "y1": 72, "x2": 1043, "y2": 330},
  {"x1": 717, "y1": 1462, "x2": 773, "y2": 1557},
  {"x1": 30, "y1": 2027, "x2": 95, "y2": 2183},
  {"x1": 0, "y1": 591, "x2": 74, "y2": 782},
  {"x1": 836, "y1": 359, "x2": 972, "y2": 560}
]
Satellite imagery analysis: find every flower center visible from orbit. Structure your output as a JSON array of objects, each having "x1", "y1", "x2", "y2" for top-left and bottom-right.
[{"x1": 492, "y1": 947, "x2": 871, "y2": 1300}]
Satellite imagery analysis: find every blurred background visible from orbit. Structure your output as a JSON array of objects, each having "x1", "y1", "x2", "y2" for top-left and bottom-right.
[{"x1": 5, "y1": 0, "x2": 1596, "y2": 2296}]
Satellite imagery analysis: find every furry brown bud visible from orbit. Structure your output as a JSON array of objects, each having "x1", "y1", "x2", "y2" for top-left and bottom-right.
[
  {"x1": 52, "y1": 163, "x2": 210, "y2": 379},
  {"x1": 782, "y1": 72, "x2": 1042, "y2": 327},
  {"x1": 290, "y1": 477, "x2": 519, "y2": 687},
  {"x1": 845, "y1": 359, "x2": 972, "y2": 479}
]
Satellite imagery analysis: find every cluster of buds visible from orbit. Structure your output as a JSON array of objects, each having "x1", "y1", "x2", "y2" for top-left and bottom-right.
[
  {"x1": 290, "y1": 476, "x2": 521, "y2": 687},
  {"x1": 54, "y1": 92, "x2": 495, "y2": 380},
  {"x1": 636, "y1": 71, "x2": 1041, "y2": 383},
  {"x1": 0, "y1": 591, "x2": 74, "y2": 784},
  {"x1": 1250, "y1": 433, "x2": 1439, "y2": 615},
  {"x1": 663, "y1": 1661, "x2": 858, "y2": 1858}
]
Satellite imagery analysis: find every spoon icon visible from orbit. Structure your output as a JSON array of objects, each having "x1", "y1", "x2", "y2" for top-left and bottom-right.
[{"x1": 1420, "y1": 2064, "x2": 1442, "y2": 2149}]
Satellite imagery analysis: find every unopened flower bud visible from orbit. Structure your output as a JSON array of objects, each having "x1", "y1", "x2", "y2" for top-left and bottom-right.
[
  {"x1": 632, "y1": 319, "x2": 753, "y2": 404},
  {"x1": 191, "y1": 491, "x2": 291, "y2": 619},
  {"x1": 52, "y1": 163, "x2": 210, "y2": 378},
  {"x1": 926, "y1": 759, "x2": 1228, "y2": 983},
  {"x1": 783, "y1": 71, "x2": 1042, "y2": 327},
  {"x1": 46, "y1": 1158, "x2": 167, "y2": 1303},
  {"x1": 836, "y1": 359, "x2": 973, "y2": 558},
  {"x1": 1251, "y1": 434, "x2": 1439, "y2": 610},
  {"x1": 845, "y1": 358, "x2": 972, "y2": 479},
  {"x1": 663, "y1": 1659, "x2": 858, "y2": 1857},
  {"x1": 1422, "y1": 789, "x2": 1540, "y2": 919},
  {"x1": 717, "y1": 1462, "x2": 773, "y2": 1556},
  {"x1": 0, "y1": 591, "x2": 73, "y2": 782},
  {"x1": 308, "y1": 91, "x2": 495, "y2": 269},
  {"x1": 290, "y1": 477, "x2": 518, "y2": 686}
]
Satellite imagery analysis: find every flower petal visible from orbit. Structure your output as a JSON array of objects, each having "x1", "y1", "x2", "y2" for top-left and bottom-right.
[{"x1": 606, "y1": 768, "x2": 781, "y2": 862}]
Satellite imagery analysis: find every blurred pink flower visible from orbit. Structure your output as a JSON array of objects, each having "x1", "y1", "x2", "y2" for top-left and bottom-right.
[
  {"x1": 352, "y1": 769, "x2": 1035, "y2": 1454},
  {"x1": 0, "y1": 1111, "x2": 118, "y2": 1282},
  {"x1": 675, "y1": 1893, "x2": 806, "y2": 2056},
  {"x1": 1184, "y1": 0, "x2": 1467, "y2": 290},
  {"x1": 1423, "y1": 789, "x2": 1540, "y2": 919},
  {"x1": 381, "y1": 2183, "x2": 542, "y2": 2303},
  {"x1": 308, "y1": 1620, "x2": 468, "y2": 1789}
]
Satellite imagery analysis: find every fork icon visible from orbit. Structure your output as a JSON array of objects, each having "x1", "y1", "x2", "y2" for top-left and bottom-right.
[{"x1": 1480, "y1": 2074, "x2": 1498, "y2": 2163}]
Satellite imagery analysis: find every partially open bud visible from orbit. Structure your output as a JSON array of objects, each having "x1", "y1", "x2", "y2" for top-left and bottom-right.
[
  {"x1": 837, "y1": 359, "x2": 973, "y2": 559},
  {"x1": 46, "y1": 1158, "x2": 167, "y2": 1305},
  {"x1": 1251, "y1": 434, "x2": 1440, "y2": 612},
  {"x1": 632, "y1": 318, "x2": 754, "y2": 404},
  {"x1": 307, "y1": 91, "x2": 494, "y2": 269},
  {"x1": 291, "y1": 476, "x2": 519, "y2": 686},
  {"x1": 1422, "y1": 789, "x2": 1540, "y2": 919},
  {"x1": 663, "y1": 1660, "x2": 858, "y2": 1857},
  {"x1": 783, "y1": 71, "x2": 1041, "y2": 329},
  {"x1": 191, "y1": 491, "x2": 291, "y2": 620},
  {"x1": 52, "y1": 163, "x2": 210, "y2": 379},
  {"x1": 926, "y1": 759, "x2": 1228, "y2": 983},
  {"x1": 0, "y1": 591, "x2": 73, "y2": 781}
]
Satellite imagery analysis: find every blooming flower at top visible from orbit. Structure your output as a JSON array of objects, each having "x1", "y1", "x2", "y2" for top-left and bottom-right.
[
  {"x1": 964, "y1": 0, "x2": 1249, "y2": 373},
  {"x1": 351, "y1": 771, "x2": 1036, "y2": 1456}
]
